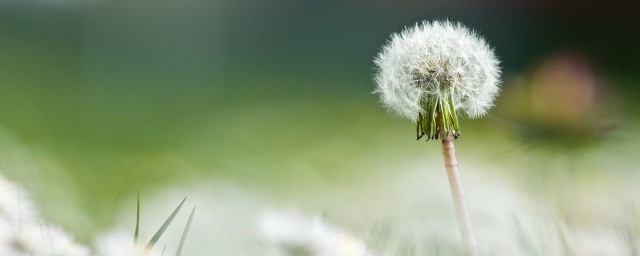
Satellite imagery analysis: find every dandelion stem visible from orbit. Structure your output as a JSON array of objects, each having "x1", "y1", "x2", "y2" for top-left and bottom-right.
[{"x1": 437, "y1": 108, "x2": 476, "y2": 256}]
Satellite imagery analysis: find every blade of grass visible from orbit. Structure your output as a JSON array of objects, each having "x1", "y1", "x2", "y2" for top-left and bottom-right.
[
  {"x1": 144, "y1": 197, "x2": 187, "y2": 253},
  {"x1": 135, "y1": 190, "x2": 141, "y2": 244},
  {"x1": 176, "y1": 206, "x2": 196, "y2": 256}
]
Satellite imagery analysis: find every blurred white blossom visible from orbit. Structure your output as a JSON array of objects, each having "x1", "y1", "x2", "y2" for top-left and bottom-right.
[
  {"x1": 94, "y1": 229, "x2": 168, "y2": 256},
  {"x1": 0, "y1": 174, "x2": 88, "y2": 256},
  {"x1": 0, "y1": 175, "x2": 38, "y2": 223},
  {"x1": 260, "y1": 208, "x2": 373, "y2": 256}
]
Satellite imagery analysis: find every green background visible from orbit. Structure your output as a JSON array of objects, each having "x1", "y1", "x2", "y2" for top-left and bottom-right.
[{"x1": 1, "y1": 0, "x2": 639, "y2": 244}]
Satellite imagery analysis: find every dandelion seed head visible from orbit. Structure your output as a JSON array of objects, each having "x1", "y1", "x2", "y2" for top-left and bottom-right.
[{"x1": 374, "y1": 20, "x2": 501, "y2": 122}]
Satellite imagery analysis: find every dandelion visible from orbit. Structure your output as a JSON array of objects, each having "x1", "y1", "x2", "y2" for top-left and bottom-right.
[
  {"x1": 373, "y1": 20, "x2": 501, "y2": 255},
  {"x1": 374, "y1": 20, "x2": 500, "y2": 140},
  {"x1": 259, "y1": 208, "x2": 373, "y2": 256}
]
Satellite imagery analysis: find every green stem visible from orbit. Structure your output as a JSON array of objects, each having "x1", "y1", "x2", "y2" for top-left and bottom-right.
[{"x1": 416, "y1": 91, "x2": 460, "y2": 141}]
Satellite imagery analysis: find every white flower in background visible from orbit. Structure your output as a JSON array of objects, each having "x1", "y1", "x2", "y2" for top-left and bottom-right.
[
  {"x1": 11, "y1": 224, "x2": 89, "y2": 256},
  {"x1": 0, "y1": 174, "x2": 89, "y2": 256},
  {"x1": 94, "y1": 229, "x2": 161, "y2": 256},
  {"x1": 0, "y1": 175, "x2": 38, "y2": 222},
  {"x1": 374, "y1": 20, "x2": 500, "y2": 139},
  {"x1": 260, "y1": 208, "x2": 373, "y2": 256}
]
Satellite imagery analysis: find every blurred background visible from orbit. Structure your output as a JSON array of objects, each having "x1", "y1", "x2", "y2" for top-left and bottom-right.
[{"x1": 1, "y1": 0, "x2": 640, "y2": 254}]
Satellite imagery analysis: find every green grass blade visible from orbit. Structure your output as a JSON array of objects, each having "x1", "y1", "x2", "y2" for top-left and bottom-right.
[
  {"x1": 135, "y1": 190, "x2": 141, "y2": 244},
  {"x1": 176, "y1": 206, "x2": 196, "y2": 256},
  {"x1": 144, "y1": 197, "x2": 187, "y2": 252}
]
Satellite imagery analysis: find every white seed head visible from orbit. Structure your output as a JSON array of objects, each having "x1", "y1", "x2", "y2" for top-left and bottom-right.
[{"x1": 374, "y1": 20, "x2": 501, "y2": 122}]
